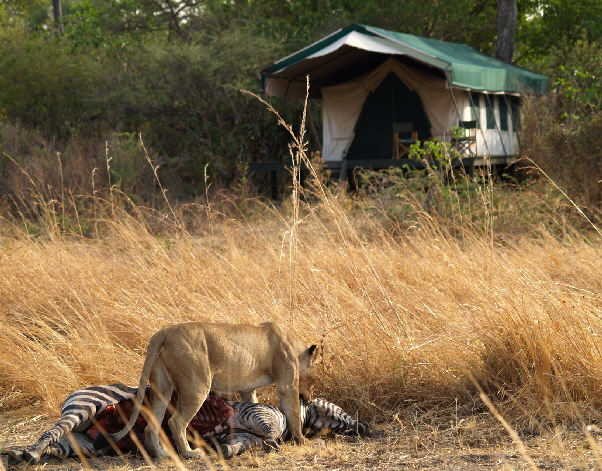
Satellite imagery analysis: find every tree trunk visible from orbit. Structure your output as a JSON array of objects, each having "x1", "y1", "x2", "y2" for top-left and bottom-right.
[
  {"x1": 52, "y1": 0, "x2": 63, "y2": 34},
  {"x1": 496, "y1": 0, "x2": 517, "y2": 63}
]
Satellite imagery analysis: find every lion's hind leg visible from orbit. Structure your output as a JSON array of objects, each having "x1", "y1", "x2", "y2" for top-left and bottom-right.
[
  {"x1": 145, "y1": 364, "x2": 174, "y2": 459},
  {"x1": 169, "y1": 389, "x2": 210, "y2": 459}
]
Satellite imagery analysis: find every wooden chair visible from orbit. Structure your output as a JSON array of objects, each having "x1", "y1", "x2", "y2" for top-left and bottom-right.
[
  {"x1": 451, "y1": 120, "x2": 477, "y2": 157},
  {"x1": 393, "y1": 122, "x2": 418, "y2": 159}
]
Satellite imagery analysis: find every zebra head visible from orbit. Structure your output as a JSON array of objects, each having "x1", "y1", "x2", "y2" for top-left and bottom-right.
[{"x1": 301, "y1": 397, "x2": 372, "y2": 438}]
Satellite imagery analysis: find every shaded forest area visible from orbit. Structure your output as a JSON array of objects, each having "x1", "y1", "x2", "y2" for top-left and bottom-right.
[{"x1": 1, "y1": 0, "x2": 602, "y2": 206}]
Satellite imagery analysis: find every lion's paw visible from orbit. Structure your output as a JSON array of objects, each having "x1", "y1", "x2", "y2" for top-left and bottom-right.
[{"x1": 181, "y1": 449, "x2": 204, "y2": 460}]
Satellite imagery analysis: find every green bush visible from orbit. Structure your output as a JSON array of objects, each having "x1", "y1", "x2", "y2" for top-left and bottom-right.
[
  {"x1": 0, "y1": 15, "x2": 104, "y2": 137},
  {"x1": 0, "y1": 8, "x2": 306, "y2": 197}
]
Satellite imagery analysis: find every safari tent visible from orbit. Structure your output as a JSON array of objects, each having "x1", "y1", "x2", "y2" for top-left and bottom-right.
[{"x1": 262, "y1": 24, "x2": 548, "y2": 167}]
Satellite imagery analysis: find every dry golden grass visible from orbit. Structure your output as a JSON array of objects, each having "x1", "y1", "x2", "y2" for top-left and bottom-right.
[
  {"x1": 2, "y1": 181, "x2": 602, "y2": 468},
  {"x1": 2, "y1": 98, "x2": 602, "y2": 469},
  {"x1": 5, "y1": 201, "x2": 602, "y2": 419}
]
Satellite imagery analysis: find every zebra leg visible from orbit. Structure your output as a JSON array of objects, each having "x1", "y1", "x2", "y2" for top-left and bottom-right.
[
  {"x1": 348, "y1": 420, "x2": 372, "y2": 437},
  {"x1": 44, "y1": 433, "x2": 101, "y2": 460},
  {"x1": 3, "y1": 449, "x2": 29, "y2": 465},
  {"x1": 261, "y1": 438, "x2": 279, "y2": 453},
  {"x1": 3, "y1": 421, "x2": 90, "y2": 465},
  {"x1": 4, "y1": 384, "x2": 138, "y2": 465},
  {"x1": 17, "y1": 417, "x2": 76, "y2": 464},
  {"x1": 218, "y1": 433, "x2": 264, "y2": 458},
  {"x1": 215, "y1": 402, "x2": 285, "y2": 458},
  {"x1": 15, "y1": 384, "x2": 138, "y2": 464},
  {"x1": 217, "y1": 434, "x2": 279, "y2": 458}
]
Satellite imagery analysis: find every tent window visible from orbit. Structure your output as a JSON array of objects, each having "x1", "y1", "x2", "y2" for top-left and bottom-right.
[
  {"x1": 469, "y1": 92, "x2": 480, "y2": 121},
  {"x1": 485, "y1": 95, "x2": 496, "y2": 130},
  {"x1": 511, "y1": 98, "x2": 521, "y2": 131},
  {"x1": 499, "y1": 97, "x2": 508, "y2": 131}
]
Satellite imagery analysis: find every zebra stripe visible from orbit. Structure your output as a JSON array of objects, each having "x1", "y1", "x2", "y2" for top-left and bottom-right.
[
  {"x1": 3, "y1": 385, "x2": 371, "y2": 464},
  {"x1": 228, "y1": 402, "x2": 286, "y2": 438},
  {"x1": 212, "y1": 397, "x2": 370, "y2": 458},
  {"x1": 62, "y1": 384, "x2": 137, "y2": 410},
  {"x1": 300, "y1": 398, "x2": 369, "y2": 438},
  {"x1": 13, "y1": 383, "x2": 139, "y2": 464}
]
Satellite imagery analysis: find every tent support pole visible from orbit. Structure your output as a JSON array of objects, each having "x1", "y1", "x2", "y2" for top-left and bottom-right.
[
  {"x1": 446, "y1": 74, "x2": 490, "y2": 167},
  {"x1": 446, "y1": 72, "x2": 464, "y2": 126}
]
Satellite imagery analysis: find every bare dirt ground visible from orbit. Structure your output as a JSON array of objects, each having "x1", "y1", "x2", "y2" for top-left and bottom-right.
[{"x1": 2, "y1": 406, "x2": 599, "y2": 471}]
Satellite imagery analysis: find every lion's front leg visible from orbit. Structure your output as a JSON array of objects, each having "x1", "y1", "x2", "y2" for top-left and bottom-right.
[{"x1": 276, "y1": 384, "x2": 306, "y2": 445}]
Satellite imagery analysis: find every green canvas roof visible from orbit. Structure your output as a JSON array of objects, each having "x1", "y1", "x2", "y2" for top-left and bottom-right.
[{"x1": 262, "y1": 24, "x2": 548, "y2": 96}]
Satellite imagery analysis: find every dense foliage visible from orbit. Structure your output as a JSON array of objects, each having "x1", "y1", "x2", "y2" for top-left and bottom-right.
[{"x1": 0, "y1": 0, "x2": 601, "y2": 203}]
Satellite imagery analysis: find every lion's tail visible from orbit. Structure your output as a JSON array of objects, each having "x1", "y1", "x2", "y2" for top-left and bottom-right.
[{"x1": 93, "y1": 331, "x2": 166, "y2": 451}]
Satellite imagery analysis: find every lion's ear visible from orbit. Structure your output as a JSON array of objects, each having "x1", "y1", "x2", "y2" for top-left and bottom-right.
[{"x1": 308, "y1": 344, "x2": 322, "y2": 364}]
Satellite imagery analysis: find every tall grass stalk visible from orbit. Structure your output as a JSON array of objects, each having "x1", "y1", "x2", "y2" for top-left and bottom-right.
[{"x1": 0, "y1": 83, "x2": 601, "y2": 471}]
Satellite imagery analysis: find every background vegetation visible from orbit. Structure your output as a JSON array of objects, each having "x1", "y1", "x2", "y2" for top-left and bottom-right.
[{"x1": 0, "y1": 0, "x2": 601, "y2": 207}]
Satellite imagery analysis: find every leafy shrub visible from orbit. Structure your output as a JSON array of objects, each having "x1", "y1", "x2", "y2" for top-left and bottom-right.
[
  {"x1": 521, "y1": 96, "x2": 602, "y2": 211},
  {"x1": 0, "y1": 18, "x2": 104, "y2": 138}
]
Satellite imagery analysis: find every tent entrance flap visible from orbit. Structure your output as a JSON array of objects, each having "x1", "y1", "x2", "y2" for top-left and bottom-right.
[{"x1": 346, "y1": 72, "x2": 432, "y2": 160}]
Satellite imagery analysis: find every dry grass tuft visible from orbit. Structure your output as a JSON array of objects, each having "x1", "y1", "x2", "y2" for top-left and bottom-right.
[{"x1": 2, "y1": 87, "x2": 602, "y2": 469}]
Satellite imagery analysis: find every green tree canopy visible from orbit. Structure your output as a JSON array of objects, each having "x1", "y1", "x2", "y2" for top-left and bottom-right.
[{"x1": 1, "y1": 0, "x2": 601, "y2": 196}]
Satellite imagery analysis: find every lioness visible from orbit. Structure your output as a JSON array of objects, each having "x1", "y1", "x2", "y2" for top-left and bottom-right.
[{"x1": 102, "y1": 321, "x2": 319, "y2": 459}]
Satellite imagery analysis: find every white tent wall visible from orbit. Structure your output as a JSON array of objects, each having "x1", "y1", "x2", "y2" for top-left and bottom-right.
[
  {"x1": 322, "y1": 57, "x2": 519, "y2": 162},
  {"x1": 470, "y1": 94, "x2": 518, "y2": 158}
]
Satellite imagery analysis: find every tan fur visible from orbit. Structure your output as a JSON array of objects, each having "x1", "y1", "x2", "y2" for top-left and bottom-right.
[{"x1": 108, "y1": 322, "x2": 319, "y2": 459}]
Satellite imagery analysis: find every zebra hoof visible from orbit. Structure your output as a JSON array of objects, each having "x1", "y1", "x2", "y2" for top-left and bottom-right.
[
  {"x1": 3, "y1": 449, "x2": 31, "y2": 465},
  {"x1": 261, "y1": 439, "x2": 279, "y2": 453},
  {"x1": 21, "y1": 450, "x2": 41, "y2": 465},
  {"x1": 358, "y1": 422, "x2": 372, "y2": 438},
  {"x1": 219, "y1": 444, "x2": 235, "y2": 459}
]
